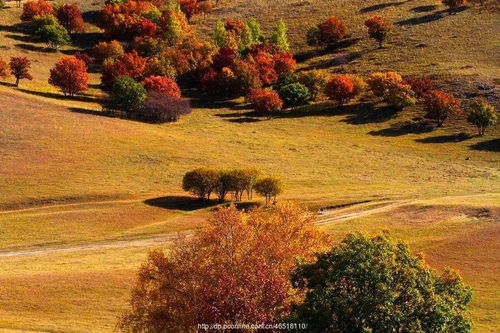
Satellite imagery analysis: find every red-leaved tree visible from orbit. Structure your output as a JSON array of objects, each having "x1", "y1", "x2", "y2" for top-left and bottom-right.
[
  {"x1": 49, "y1": 56, "x2": 89, "y2": 97},
  {"x1": 9, "y1": 57, "x2": 33, "y2": 86},
  {"x1": 325, "y1": 75, "x2": 357, "y2": 106},
  {"x1": 364, "y1": 16, "x2": 392, "y2": 48},
  {"x1": 424, "y1": 90, "x2": 462, "y2": 126},
  {"x1": 317, "y1": 17, "x2": 347, "y2": 46},
  {"x1": 21, "y1": 0, "x2": 53, "y2": 21},
  {"x1": 141, "y1": 75, "x2": 181, "y2": 98},
  {"x1": 101, "y1": 51, "x2": 146, "y2": 90},
  {"x1": 246, "y1": 88, "x2": 283, "y2": 118},
  {"x1": 55, "y1": 4, "x2": 85, "y2": 33},
  {"x1": 180, "y1": 0, "x2": 201, "y2": 22}
]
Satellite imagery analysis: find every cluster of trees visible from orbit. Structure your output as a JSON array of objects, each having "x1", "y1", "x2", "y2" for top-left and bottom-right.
[
  {"x1": 20, "y1": 0, "x2": 85, "y2": 50},
  {"x1": 119, "y1": 203, "x2": 473, "y2": 332},
  {"x1": 182, "y1": 167, "x2": 283, "y2": 205}
]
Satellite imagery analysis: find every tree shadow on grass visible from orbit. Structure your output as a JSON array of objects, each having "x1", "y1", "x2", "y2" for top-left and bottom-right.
[
  {"x1": 303, "y1": 50, "x2": 364, "y2": 71},
  {"x1": 295, "y1": 38, "x2": 361, "y2": 63},
  {"x1": 18, "y1": 88, "x2": 100, "y2": 103},
  {"x1": 14, "y1": 43, "x2": 51, "y2": 52},
  {"x1": 411, "y1": 5, "x2": 439, "y2": 13},
  {"x1": 397, "y1": 7, "x2": 467, "y2": 26},
  {"x1": 469, "y1": 138, "x2": 500, "y2": 152},
  {"x1": 369, "y1": 120, "x2": 435, "y2": 137},
  {"x1": 144, "y1": 196, "x2": 219, "y2": 211},
  {"x1": 70, "y1": 32, "x2": 103, "y2": 50},
  {"x1": 360, "y1": 1, "x2": 407, "y2": 13},
  {"x1": 5, "y1": 33, "x2": 37, "y2": 43},
  {"x1": 68, "y1": 107, "x2": 117, "y2": 118},
  {"x1": 415, "y1": 133, "x2": 471, "y2": 143},
  {"x1": 0, "y1": 81, "x2": 17, "y2": 88},
  {"x1": 342, "y1": 104, "x2": 400, "y2": 125},
  {"x1": 0, "y1": 23, "x2": 26, "y2": 34},
  {"x1": 215, "y1": 110, "x2": 263, "y2": 123}
]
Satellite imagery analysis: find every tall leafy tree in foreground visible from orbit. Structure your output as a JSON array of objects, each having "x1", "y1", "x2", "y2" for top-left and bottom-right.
[
  {"x1": 288, "y1": 232, "x2": 473, "y2": 332},
  {"x1": 119, "y1": 202, "x2": 330, "y2": 332}
]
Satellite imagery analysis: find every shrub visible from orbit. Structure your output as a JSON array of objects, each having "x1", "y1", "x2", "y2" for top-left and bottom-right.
[
  {"x1": 288, "y1": 233, "x2": 473, "y2": 332},
  {"x1": 467, "y1": 98, "x2": 497, "y2": 136},
  {"x1": 36, "y1": 22, "x2": 70, "y2": 50},
  {"x1": 98, "y1": 0, "x2": 155, "y2": 40},
  {"x1": 179, "y1": 0, "x2": 201, "y2": 22},
  {"x1": 366, "y1": 71, "x2": 403, "y2": 97},
  {"x1": 48, "y1": 56, "x2": 89, "y2": 97},
  {"x1": 9, "y1": 57, "x2": 33, "y2": 86},
  {"x1": 74, "y1": 52, "x2": 93, "y2": 67},
  {"x1": 246, "y1": 89, "x2": 283, "y2": 118},
  {"x1": 92, "y1": 40, "x2": 124, "y2": 64},
  {"x1": 231, "y1": 59, "x2": 262, "y2": 94},
  {"x1": 270, "y1": 19, "x2": 289, "y2": 51},
  {"x1": 141, "y1": 75, "x2": 181, "y2": 98},
  {"x1": 347, "y1": 74, "x2": 367, "y2": 96},
  {"x1": 443, "y1": 0, "x2": 468, "y2": 10},
  {"x1": 403, "y1": 76, "x2": 434, "y2": 98},
  {"x1": 309, "y1": 17, "x2": 346, "y2": 47},
  {"x1": 298, "y1": 70, "x2": 328, "y2": 101},
  {"x1": 278, "y1": 83, "x2": 310, "y2": 107},
  {"x1": 213, "y1": 47, "x2": 237, "y2": 71},
  {"x1": 325, "y1": 75, "x2": 356, "y2": 105},
  {"x1": 182, "y1": 167, "x2": 219, "y2": 200},
  {"x1": 424, "y1": 90, "x2": 461, "y2": 126},
  {"x1": 200, "y1": 67, "x2": 238, "y2": 98},
  {"x1": 384, "y1": 83, "x2": 417, "y2": 109},
  {"x1": 101, "y1": 51, "x2": 147, "y2": 90},
  {"x1": 0, "y1": 57, "x2": 9, "y2": 78},
  {"x1": 274, "y1": 72, "x2": 299, "y2": 92},
  {"x1": 55, "y1": 3, "x2": 85, "y2": 33},
  {"x1": 21, "y1": 0, "x2": 53, "y2": 21},
  {"x1": 273, "y1": 52, "x2": 296, "y2": 75},
  {"x1": 109, "y1": 75, "x2": 146, "y2": 114},
  {"x1": 364, "y1": 16, "x2": 392, "y2": 48},
  {"x1": 255, "y1": 176, "x2": 284, "y2": 205},
  {"x1": 142, "y1": 93, "x2": 191, "y2": 123},
  {"x1": 157, "y1": 9, "x2": 190, "y2": 46},
  {"x1": 225, "y1": 18, "x2": 246, "y2": 37}
]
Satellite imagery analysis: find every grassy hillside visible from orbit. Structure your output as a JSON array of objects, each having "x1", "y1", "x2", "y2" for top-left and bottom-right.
[{"x1": 0, "y1": 0, "x2": 498, "y2": 331}]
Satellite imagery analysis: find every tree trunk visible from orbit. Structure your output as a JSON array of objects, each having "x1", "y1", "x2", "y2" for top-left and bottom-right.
[{"x1": 15, "y1": 77, "x2": 19, "y2": 87}]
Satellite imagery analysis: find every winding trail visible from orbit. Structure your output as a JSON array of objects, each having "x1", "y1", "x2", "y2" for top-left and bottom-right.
[{"x1": 0, "y1": 200, "x2": 407, "y2": 258}]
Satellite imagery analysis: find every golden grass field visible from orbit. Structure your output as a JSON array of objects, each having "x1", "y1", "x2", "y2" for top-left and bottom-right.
[{"x1": 0, "y1": 0, "x2": 499, "y2": 331}]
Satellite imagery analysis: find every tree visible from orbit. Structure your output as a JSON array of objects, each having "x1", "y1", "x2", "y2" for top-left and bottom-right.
[
  {"x1": 364, "y1": 16, "x2": 392, "y2": 48},
  {"x1": 298, "y1": 70, "x2": 328, "y2": 101},
  {"x1": 443, "y1": 0, "x2": 468, "y2": 11},
  {"x1": 246, "y1": 88, "x2": 283, "y2": 118},
  {"x1": 325, "y1": 75, "x2": 356, "y2": 106},
  {"x1": 212, "y1": 19, "x2": 227, "y2": 48},
  {"x1": 36, "y1": 22, "x2": 70, "y2": 50},
  {"x1": 74, "y1": 52, "x2": 93, "y2": 67},
  {"x1": 92, "y1": 40, "x2": 124, "y2": 64},
  {"x1": 366, "y1": 71, "x2": 403, "y2": 97},
  {"x1": 288, "y1": 232, "x2": 473, "y2": 332},
  {"x1": 247, "y1": 17, "x2": 264, "y2": 44},
  {"x1": 278, "y1": 83, "x2": 310, "y2": 107},
  {"x1": 179, "y1": 0, "x2": 201, "y2": 22},
  {"x1": 424, "y1": 90, "x2": 461, "y2": 126},
  {"x1": 309, "y1": 17, "x2": 347, "y2": 47},
  {"x1": 55, "y1": 3, "x2": 85, "y2": 33},
  {"x1": 182, "y1": 167, "x2": 220, "y2": 200},
  {"x1": 142, "y1": 93, "x2": 191, "y2": 123},
  {"x1": 467, "y1": 98, "x2": 497, "y2": 136},
  {"x1": 108, "y1": 75, "x2": 146, "y2": 114},
  {"x1": 384, "y1": 83, "x2": 417, "y2": 109},
  {"x1": 119, "y1": 202, "x2": 331, "y2": 332},
  {"x1": 48, "y1": 56, "x2": 89, "y2": 97},
  {"x1": 9, "y1": 57, "x2": 33, "y2": 87},
  {"x1": 0, "y1": 57, "x2": 9, "y2": 78},
  {"x1": 271, "y1": 19, "x2": 290, "y2": 51},
  {"x1": 101, "y1": 51, "x2": 147, "y2": 90},
  {"x1": 404, "y1": 76, "x2": 434, "y2": 99},
  {"x1": 255, "y1": 176, "x2": 283, "y2": 205},
  {"x1": 141, "y1": 75, "x2": 181, "y2": 98},
  {"x1": 21, "y1": 0, "x2": 53, "y2": 22}
]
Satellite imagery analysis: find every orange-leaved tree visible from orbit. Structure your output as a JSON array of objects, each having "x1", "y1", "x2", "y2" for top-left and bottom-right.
[
  {"x1": 424, "y1": 90, "x2": 462, "y2": 126},
  {"x1": 20, "y1": 0, "x2": 53, "y2": 21},
  {"x1": 118, "y1": 202, "x2": 331, "y2": 332},
  {"x1": 0, "y1": 57, "x2": 9, "y2": 78},
  {"x1": 49, "y1": 56, "x2": 89, "y2": 97}
]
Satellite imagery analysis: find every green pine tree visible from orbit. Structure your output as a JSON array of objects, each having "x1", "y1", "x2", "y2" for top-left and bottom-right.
[
  {"x1": 271, "y1": 19, "x2": 289, "y2": 51},
  {"x1": 213, "y1": 19, "x2": 227, "y2": 48}
]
